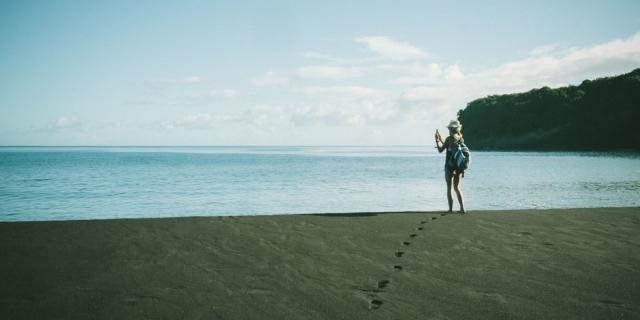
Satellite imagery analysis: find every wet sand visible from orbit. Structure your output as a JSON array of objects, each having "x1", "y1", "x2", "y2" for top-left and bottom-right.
[{"x1": 1, "y1": 208, "x2": 639, "y2": 319}]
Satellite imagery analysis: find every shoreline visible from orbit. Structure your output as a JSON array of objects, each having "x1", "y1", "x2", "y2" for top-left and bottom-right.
[
  {"x1": 3, "y1": 206, "x2": 639, "y2": 223},
  {"x1": 1, "y1": 207, "x2": 639, "y2": 319}
]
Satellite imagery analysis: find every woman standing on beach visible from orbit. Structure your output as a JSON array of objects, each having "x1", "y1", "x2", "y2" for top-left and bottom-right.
[{"x1": 435, "y1": 120, "x2": 468, "y2": 213}]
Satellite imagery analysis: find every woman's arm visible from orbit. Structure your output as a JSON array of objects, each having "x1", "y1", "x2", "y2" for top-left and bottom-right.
[{"x1": 436, "y1": 136, "x2": 448, "y2": 153}]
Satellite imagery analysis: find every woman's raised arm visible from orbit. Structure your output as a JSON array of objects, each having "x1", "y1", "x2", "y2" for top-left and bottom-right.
[{"x1": 436, "y1": 136, "x2": 448, "y2": 153}]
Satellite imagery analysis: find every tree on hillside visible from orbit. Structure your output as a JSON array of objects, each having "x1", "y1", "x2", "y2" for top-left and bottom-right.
[{"x1": 457, "y1": 69, "x2": 640, "y2": 150}]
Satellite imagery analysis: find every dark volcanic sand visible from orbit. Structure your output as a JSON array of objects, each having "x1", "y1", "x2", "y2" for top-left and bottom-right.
[{"x1": 1, "y1": 208, "x2": 639, "y2": 319}]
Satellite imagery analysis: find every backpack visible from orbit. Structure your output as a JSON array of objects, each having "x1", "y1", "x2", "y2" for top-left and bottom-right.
[{"x1": 448, "y1": 139, "x2": 470, "y2": 171}]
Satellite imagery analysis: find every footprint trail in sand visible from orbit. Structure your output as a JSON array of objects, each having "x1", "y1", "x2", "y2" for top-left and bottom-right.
[{"x1": 362, "y1": 212, "x2": 451, "y2": 310}]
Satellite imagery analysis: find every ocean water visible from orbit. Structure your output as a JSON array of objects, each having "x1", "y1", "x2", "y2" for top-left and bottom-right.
[{"x1": 1, "y1": 146, "x2": 639, "y2": 221}]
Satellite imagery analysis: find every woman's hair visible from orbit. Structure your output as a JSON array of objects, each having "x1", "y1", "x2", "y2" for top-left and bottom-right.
[{"x1": 449, "y1": 127, "x2": 461, "y2": 135}]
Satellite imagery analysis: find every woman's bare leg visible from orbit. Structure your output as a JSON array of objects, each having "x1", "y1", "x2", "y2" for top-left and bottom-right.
[
  {"x1": 445, "y1": 172, "x2": 453, "y2": 212},
  {"x1": 453, "y1": 172, "x2": 465, "y2": 213}
]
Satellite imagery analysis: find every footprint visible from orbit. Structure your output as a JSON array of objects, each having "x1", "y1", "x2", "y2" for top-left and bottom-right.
[
  {"x1": 370, "y1": 299, "x2": 383, "y2": 309},
  {"x1": 357, "y1": 288, "x2": 381, "y2": 294},
  {"x1": 377, "y1": 280, "x2": 390, "y2": 289},
  {"x1": 416, "y1": 227, "x2": 424, "y2": 231},
  {"x1": 599, "y1": 299, "x2": 625, "y2": 307},
  {"x1": 420, "y1": 221, "x2": 427, "y2": 224},
  {"x1": 431, "y1": 217, "x2": 437, "y2": 220},
  {"x1": 395, "y1": 251, "x2": 404, "y2": 257},
  {"x1": 355, "y1": 288, "x2": 383, "y2": 310},
  {"x1": 402, "y1": 241, "x2": 411, "y2": 246},
  {"x1": 440, "y1": 213, "x2": 448, "y2": 216},
  {"x1": 409, "y1": 234, "x2": 417, "y2": 238},
  {"x1": 393, "y1": 265, "x2": 403, "y2": 271}
]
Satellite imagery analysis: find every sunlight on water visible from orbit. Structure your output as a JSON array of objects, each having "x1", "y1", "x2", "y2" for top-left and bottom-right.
[{"x1": 1, "y1": 147, "x2": 639, "y2": 221}]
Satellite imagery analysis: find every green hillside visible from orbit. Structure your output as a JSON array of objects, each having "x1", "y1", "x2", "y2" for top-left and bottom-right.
[{"x1": 457, "y1": 68, "x2": 640, "y2": 150}]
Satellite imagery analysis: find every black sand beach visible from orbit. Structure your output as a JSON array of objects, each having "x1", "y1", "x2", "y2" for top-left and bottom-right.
[{"x1": 1, "y1": 208, "x2": 639, "y2": 319}]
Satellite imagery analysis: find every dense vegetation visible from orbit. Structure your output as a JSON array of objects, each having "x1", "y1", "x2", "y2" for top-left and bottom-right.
[{"x1": 457, "y1": 68, "x2": 640, "y2": 150}]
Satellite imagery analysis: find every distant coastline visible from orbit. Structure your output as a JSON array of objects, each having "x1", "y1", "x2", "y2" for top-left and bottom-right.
[{"x1": 457, "y1": 68, "x2": 640, "y2": 151}]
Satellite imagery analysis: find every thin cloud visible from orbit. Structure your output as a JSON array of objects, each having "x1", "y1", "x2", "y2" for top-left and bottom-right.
[
  {"x1": 300, "y1": 51, "x2": 344, "y2": 63},
  {"x1": 403, "y1": 86, "x2": 449, "y2": 102},
  {"x1": 252, "y1": 71, "x2": 290, "y2": 86},
  {"x1": 389, "y1": 63, "x2": 446, "y2": 85},
  {"x1": 160, "y1": 113, "x2": 237, "y2": 130},
  {"x1": 356, "y1": 36, "x2": 429, "y2": 60},
  {"x1": 159, "y1": 106, "x2": 290, "y2": 131},
  {"x1": 290, "y1": 100, "x2": 404, "y2": 127},
  {"x1": 301, "y1": 51, "x2": 384, "y2": 66},
  {"x1": 294, "y1": 65, "x2": 363, "y2": 80},
  {"x1": 130, "y1": 75, "x2": 213, "y2": 107},
  {"x1": 297, "y1": 86, "x2": 387, "y2": 98},
  {"x1": 174, "y1": 88, "x2": 241, "y2": 105},
  {"x1": 206, "y1": 89, "x2": 240, "y2": 99},
  {"x1": 528, "y1": 44, "x2": 561, "y2": 57},
  {"x1": 151, "y1": 76, "x2": 208, "y2": 85},
  {"x1": 45, "y1": 116, "x2": 85, "y2": 132}
]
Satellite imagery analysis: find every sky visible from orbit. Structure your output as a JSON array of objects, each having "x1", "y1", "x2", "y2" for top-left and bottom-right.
[{"x1": 1, "y1": 0, "x2": 639, "y2": 146}]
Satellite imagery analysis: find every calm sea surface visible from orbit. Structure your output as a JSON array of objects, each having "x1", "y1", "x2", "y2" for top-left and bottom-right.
[{"x1": 1, "y1": 146, "x2": 639, "y2": 221}]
